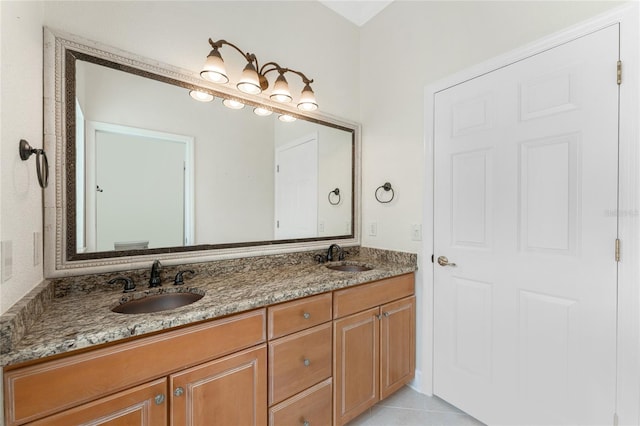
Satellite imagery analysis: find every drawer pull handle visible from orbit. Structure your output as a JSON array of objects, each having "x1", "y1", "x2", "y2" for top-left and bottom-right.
[
  {"x1": 174, "y1": 387, "x2": 185, "y2": 397},
  {"x1": 303, "y1": 312, "x2": 311, "y2": 319},
  {"x1": 154, "y1": 394, "x2": 165, "y2": 405},
  {"x1": 303, "y1": 358, "x2": 311, "y2": 367}
]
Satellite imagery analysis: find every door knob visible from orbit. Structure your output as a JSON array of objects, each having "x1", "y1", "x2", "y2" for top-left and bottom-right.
[{"x1": 437, "y1": 256, "x2": 457, "y2": 267}]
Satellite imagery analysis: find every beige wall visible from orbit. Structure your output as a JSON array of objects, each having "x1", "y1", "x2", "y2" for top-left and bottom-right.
[{"x1": 0, "y1": 1, "x2": 44, "y2": 314}]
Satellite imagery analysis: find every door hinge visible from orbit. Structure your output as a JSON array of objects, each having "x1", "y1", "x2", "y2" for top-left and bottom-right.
[
  {"x1": 276, "y1": 220, "x2": 280, "y2": 229},
  {"x1": 615, "y1": 238, "x2": 621, "y2": 262},
  {"x1": 617, "y1": 60, "x2": 622, "y2": 85},
  {"x1": 277, "y1": 165, "x2": 280, "y2": 173},
  {"x1": 431, "y1": 254, "x2": 434, "y2": 263},
  {"x1": 613, "y1": 412, "x2": 619, "y2": 426}
]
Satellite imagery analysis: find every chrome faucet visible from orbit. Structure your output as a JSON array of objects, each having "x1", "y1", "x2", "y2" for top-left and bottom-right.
[
  {"x1": 327, "y1": 244, "x2": 345, "y2": 262},
  {"x1": 149, "y1": 260, "x2": 162, "y2": 288}
]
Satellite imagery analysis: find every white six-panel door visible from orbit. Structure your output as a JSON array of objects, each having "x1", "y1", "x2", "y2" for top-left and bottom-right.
[{"x1": 433, "y1": 24, "x2": 619, "y2": 425}]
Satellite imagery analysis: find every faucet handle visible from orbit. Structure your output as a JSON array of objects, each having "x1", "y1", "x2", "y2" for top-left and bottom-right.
[
  {"x1": 174, "y1": 270, "x2": 195, "y2": 285},
  {"x1": 108, "y1": 276, "x2": 136, "y2": 293},
  {"x1": 314, "y1": 254, "x2": 327, "y2": 264}
]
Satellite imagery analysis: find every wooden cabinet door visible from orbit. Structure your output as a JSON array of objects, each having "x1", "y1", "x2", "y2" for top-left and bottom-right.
[
  {"x1": 333, "y1": 307, "x2": 379, "y2": 426},
  {"x1": 380, "y1": 296, "x2": 416, "y2": 399},
  {"x1": 170, "y1": 345, "x2": 267, "y2": 426},
  {"x1": 30, "y1": 378, "x2": 168, "y2": 426}
]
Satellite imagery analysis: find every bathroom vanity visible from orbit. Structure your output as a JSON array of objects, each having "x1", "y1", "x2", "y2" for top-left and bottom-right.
[
  {"x1": 0, "y1": 28, "x2": 418, "y2": 426},
  {"x1": 2, "y1": 251, "x2": 416, "y2": 425}
]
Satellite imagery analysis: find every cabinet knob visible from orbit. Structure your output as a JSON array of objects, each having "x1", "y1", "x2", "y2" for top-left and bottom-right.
[
  {"x1": 376, "y1": 314, "x2": 382, "y2": 320},
  {"x1": 303, "y1": 358, "x2": 311, "y2": 367},
  {"x1": 383, "y1": 311, "x2": 390, "y2": 317},
  {"x1": 154, "y1": 394, "x2": 165, "y2": 405},
  {"x1": 303, "y1": 312, "x2": 311, "y2": 319},
  {"x1": 174, "y1": 387, "x2": 185, "y2": 397},
  {"x1": 302, "y1": 421, "x2": 310, "y2": 426}
]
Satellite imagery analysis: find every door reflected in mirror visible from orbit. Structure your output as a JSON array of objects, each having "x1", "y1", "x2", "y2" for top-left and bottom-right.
[{"x1": 73, "y1": 59, "x2": 353, "y2": 255}]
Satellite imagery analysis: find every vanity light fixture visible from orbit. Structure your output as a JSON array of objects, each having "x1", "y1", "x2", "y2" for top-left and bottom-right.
[
  {"x1": 200, "y1": 38, "x2": 318, "y2": 111},
  {"x1": 270, "y1": 73, "x2": 293, "y2": 103},
  {"x1": 278, "y1": 114, "x2": 296, "y2": 123},
  {"x1": 189, "y1": 90, "x2": 214, "y2": 102},
  {"x1": 222, "y1": 99, "x2": 245, "y2": 110},
  {"x1": 253, "y1": 107, "x2": 273, "y2": 116}
]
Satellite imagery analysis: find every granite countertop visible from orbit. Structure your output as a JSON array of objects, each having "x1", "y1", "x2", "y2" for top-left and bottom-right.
[{"x1": 1, "y1": 249, "x2": 416, "y2": 367}]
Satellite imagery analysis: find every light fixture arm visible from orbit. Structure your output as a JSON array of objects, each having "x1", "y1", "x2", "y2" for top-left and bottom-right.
[
  {"x1": 208, "y1": 38, "x2": 256, "y2": 65},
  {"x1": 284, "y1": 69, "x2": 314, "y2": 85},
  {"x1": 260, "y1": 62, "x2": 314, "y2": 85},
  {"x1": 259, "y1": 62, "x2": 283, "y2": 77}
]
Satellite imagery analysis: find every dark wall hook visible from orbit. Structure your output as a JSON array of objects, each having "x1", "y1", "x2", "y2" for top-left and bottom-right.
[
  {"x1": 19, "y1": 139, "x2": 49, "y2": 189},
  {"x1": 375, "y1": 182, "x2": 394, "y2": 203},
  {"x1": 328, "y1": 188, "x2": 341, "y2": 205}
]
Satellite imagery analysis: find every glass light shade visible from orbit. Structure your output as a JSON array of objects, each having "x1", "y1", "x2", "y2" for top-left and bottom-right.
[
  {"x1": 297, "y1": 84, "x2": 318, "y2": 111},
  {"x1": 189, "y1": 90, "x2": 214, "y2": 102},
  {"x1": 200, "y1": 49, "x2": 229, "y2": 83},
  {"x1": 278, "y1": 114, "x2": 297, "y2": 123},
  {"x1": 253, "y1": 107, "x2": 273, "y2": 116},
  {"x1": 236, "y1": 62, "x2": 262, "y2": 95},
  {"x1": 222, "y1": 99, "x2": 245, "y2": 109},
  {"x1": 269, "y1": 74, "x2": 292, "y2": 103}
]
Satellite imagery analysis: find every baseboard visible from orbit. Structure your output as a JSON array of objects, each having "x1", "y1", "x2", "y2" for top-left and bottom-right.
[{"x1": 408, "y1": 369, "x2": 431, "y2": 396}]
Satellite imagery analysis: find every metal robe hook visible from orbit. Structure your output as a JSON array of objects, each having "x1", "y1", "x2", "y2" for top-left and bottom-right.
[
  {"x1": 375, "y1": 182, "x2": 394, "y2": 203},
  {"x1": 19, "y1": 139, "x2": 49, "y2": 189},
  {"x1": 328, "y1": 188, "x2": 341, "y2": 205}
]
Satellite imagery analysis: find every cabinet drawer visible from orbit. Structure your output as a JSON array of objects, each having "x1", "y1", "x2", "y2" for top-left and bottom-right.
[
  {"x1": 268, "y1": 293, "x2": 332, "y2": 339},
  {"x1": 333, "y1": 273, "x2": 414, "y2": 318},
  {"x1": 268, "y1": 322, "x2": 332, "y2": 405},
  {"x1": 269, "y1": 378, "x2": 332, "y2": 426},
  {"x1": 29, "y1": 378, "x2": 168, "y2": 426},
  {"x1": 4, "y1": 309, "x2": 266, "y2": 425}
]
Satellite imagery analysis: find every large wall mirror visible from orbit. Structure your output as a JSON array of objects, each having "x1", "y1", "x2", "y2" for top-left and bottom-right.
[{"x1": 44, "y1": 28, "x2": 360, "y2": 276}]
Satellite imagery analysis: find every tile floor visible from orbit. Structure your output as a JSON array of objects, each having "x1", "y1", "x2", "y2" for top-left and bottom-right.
[{"x1": 348, "y1": 386, "x2": 485, "y2": 426}]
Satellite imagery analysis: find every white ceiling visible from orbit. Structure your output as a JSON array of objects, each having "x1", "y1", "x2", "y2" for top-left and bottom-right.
[{"x1": 318, "y1": 0, "x2": 394, "y2": 27}]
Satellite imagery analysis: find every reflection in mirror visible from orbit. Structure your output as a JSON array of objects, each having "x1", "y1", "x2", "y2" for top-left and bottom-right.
[{"x1": 70, "y1": 55, "x2": 354, "y2": 257}]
